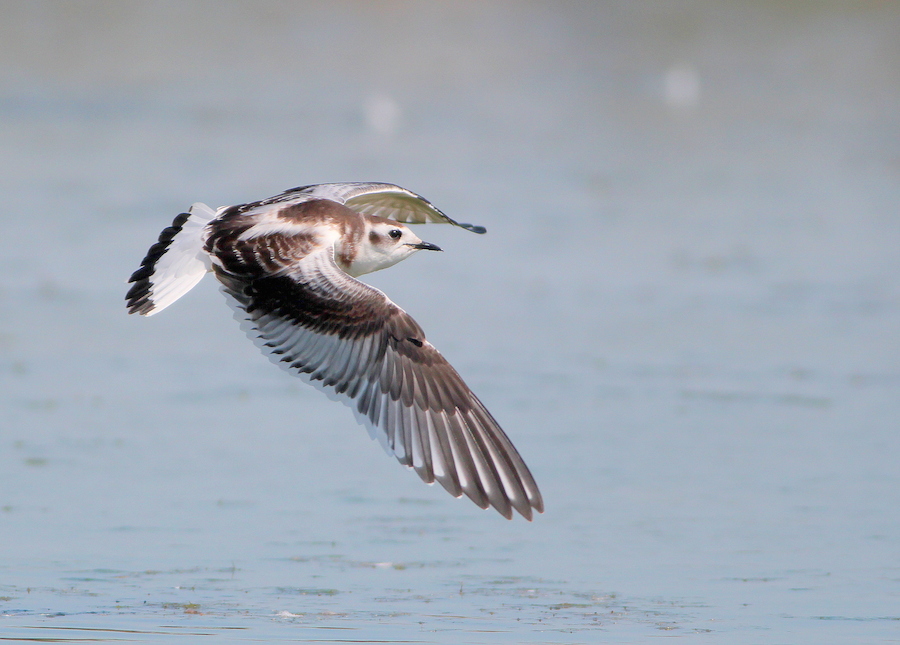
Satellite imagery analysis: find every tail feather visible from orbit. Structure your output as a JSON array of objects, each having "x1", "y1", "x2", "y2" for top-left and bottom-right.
[{"x1": 126, "y1": 203, "x2": 216, "y2": 316}]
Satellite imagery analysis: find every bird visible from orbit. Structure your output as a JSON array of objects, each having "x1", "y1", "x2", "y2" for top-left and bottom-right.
[{"x1": 126, "y1": 182, "x2": 543, "y2": 520}]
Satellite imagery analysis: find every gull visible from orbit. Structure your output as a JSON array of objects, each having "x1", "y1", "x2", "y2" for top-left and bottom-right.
[{"x1": 126, "y1": 183, "x2": 543, "y2": 520}]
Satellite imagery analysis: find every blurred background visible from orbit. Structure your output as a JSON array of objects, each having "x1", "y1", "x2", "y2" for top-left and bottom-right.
[{"x1": 1, "y1": 1, "x2": 898, "y2": 642}]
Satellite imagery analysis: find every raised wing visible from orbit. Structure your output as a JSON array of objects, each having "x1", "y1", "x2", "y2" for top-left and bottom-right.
[
  {"x1": 211, "y1": 243, "x2": 542, "y2": 520},
  {"x1": 125, "y1": 202, "x2": 217, "y2": 316},
  {"x1": 292, "y1": 183, "x2": 487, "y2": 234}
]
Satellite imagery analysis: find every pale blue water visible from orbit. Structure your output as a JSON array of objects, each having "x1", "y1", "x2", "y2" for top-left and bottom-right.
[{"x1": 1, "y1": 2, "x2": 899, "y2": 643}]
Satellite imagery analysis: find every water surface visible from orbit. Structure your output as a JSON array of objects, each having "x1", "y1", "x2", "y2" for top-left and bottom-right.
[{"x1": 1, "y1": 2, "x2": 898, "y2": 642}]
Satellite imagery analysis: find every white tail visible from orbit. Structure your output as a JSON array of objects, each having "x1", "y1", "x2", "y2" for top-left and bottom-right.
[{"x1": 125, "y1": 203, "x2": 217, "y2": 316}]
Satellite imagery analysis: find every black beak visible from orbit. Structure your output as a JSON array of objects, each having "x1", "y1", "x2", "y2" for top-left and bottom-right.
[{"x1": 408, "y1": 241, "x2": 442, "y2": 252}]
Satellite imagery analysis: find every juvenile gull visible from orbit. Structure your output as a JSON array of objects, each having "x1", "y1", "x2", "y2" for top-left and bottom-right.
[{"x1": 126, "y1": 183, "x2": 543, "y2": 520}]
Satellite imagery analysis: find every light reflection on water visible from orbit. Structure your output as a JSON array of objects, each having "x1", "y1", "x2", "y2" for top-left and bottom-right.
[{"x1": 1, "y1": 2, "x2": 899, "y2": 643}]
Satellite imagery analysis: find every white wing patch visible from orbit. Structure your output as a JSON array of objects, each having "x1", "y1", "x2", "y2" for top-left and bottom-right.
[
  {"x1": 237, "y1": 211, "x2": 338, "y2": 243},
  {"x1": 126, "y1": 202, "x2": 216, "y2": 316}
]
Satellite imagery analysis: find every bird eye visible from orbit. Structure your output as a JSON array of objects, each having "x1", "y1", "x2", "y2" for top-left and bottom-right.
[{"x1": 388, "y1": 229, "x2": 402, "y2": 240}]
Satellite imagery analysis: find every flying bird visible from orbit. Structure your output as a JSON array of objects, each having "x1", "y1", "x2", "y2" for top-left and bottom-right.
[{"x1": 126, "y1": 183, "x2": 543, "y2": 520}]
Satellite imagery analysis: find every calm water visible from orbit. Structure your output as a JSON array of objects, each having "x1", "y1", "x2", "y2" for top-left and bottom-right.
[{"x1": 1, "y1": 2, "x2": 899, "y2": 642}]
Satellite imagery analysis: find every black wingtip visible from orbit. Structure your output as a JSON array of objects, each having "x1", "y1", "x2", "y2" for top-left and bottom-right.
[
  {"x1": 125, "y1": 211, "x2": 191, "y2": 315},
  {"x1": 461, "y1": 223, "x2": 487, "y2": 234}
]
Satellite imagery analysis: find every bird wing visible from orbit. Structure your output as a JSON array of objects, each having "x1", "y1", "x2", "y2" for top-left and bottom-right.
[
  {"x1": 210, "y1": 240, "x2": 542, "y2": 520},
  {"x1": 125, "y1": 202, "x2": 217, "y2": 316},
  {"x1": 290, "y1": 183, "x2": 487, "y2": 234}
]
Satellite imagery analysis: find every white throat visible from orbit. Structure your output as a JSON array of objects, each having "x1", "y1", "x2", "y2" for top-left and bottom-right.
[
  {"x1": 345, "y1": 246, "x2": 408, "y2": 277},
  {"x1": 341, "y1": 222, "x2": 419, "y2": 277}
]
